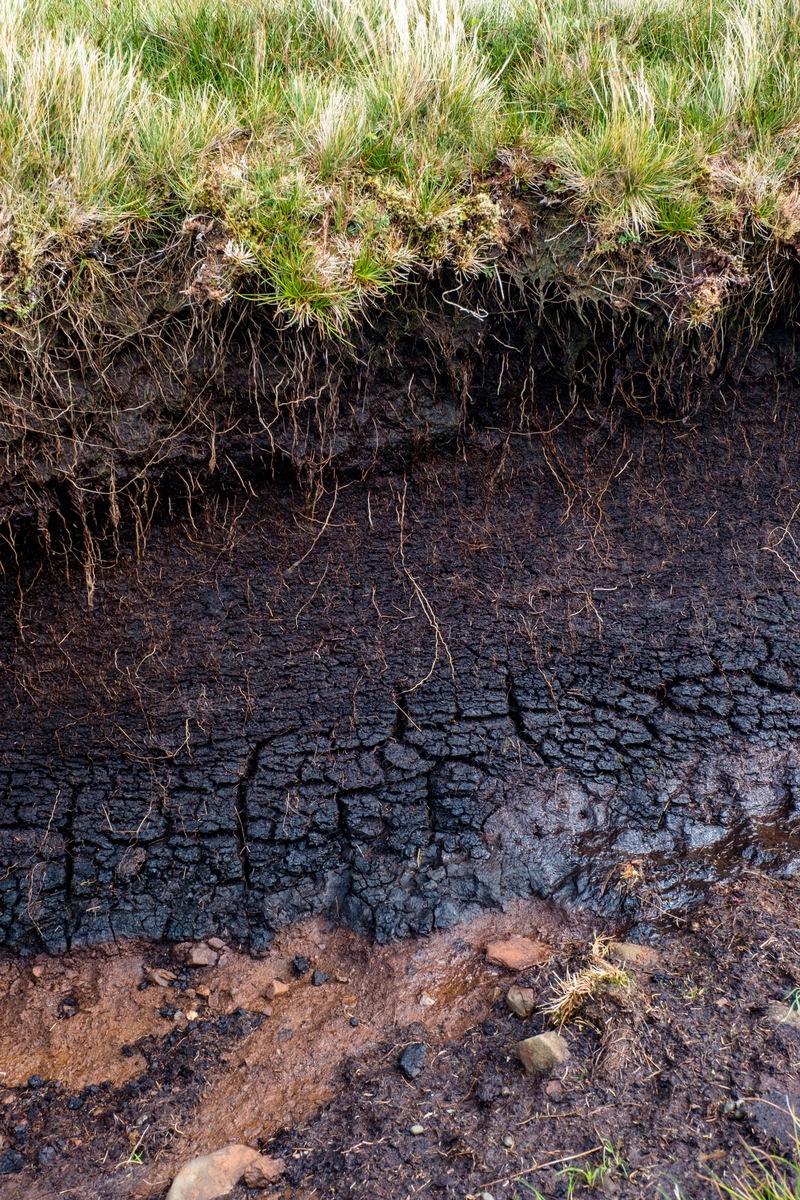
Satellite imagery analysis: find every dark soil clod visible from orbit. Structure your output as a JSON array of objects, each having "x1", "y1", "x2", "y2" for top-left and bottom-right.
[{"x1": 398, "y1": 1043, "x2": 427, "y2": 1081}]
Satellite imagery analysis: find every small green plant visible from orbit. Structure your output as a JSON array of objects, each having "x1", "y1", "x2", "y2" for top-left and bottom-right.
[
  {"x1": 515, "y1": 1182, "x2": 547, "y2": 1200},
  {"x1": 117, "y1": 1124, "x2": 149, "y2": 1168},
  {"x1": 785, "y1": 986, "x2": 800, "y2": 1014},
  {"x1": 561, "y1": 1139, "x2": 629, "y2": 1196}
]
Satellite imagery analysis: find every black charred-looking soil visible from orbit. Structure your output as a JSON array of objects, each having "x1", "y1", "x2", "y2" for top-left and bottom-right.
[{"x1": 2, "y1": 322, "x2": 800, "y2": 952}]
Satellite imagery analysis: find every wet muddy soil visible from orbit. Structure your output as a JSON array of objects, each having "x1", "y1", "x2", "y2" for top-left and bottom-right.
[{"x1": 0, "y1": 875, "x2": 797, "y2": 1199}]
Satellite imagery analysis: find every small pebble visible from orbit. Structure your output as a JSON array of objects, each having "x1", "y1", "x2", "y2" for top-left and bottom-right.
[
  {"x1": 409, "y1": 1125, "x2": 425, "y2": 1136},
  {"x1": 292, "y1": 954, "x2": 310, "y2": 977},
  {"x1": 501, "y1": 1087, "x2": 511, "y2": 1096},
  {"x1": 311, "y1": 970, "x2": 328, "y2": 987},
  {"x1": 350, "y1": 1017, "x2": 359, "y2": 1027},
  {"x1": 481, "y1": 1193, "x2": 496, "y2": 1200},
  {"x1": 503, "y1": 1135, "x2": 514, "y2": 1148}
]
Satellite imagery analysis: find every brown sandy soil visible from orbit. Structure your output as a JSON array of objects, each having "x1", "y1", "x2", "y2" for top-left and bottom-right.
[{"x1": 0, "y1": 876, "x2": 798, "y2": 1199}]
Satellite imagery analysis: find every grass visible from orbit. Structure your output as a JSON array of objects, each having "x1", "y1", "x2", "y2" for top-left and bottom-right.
[
  {"x1": 4, "y1": 0, "x2": 800, "y2": 335},
  {"x1": 6, "y1": 0, "x2": 800, "y2": 550},
  {"x1": 562, "y1": 1138, "x2": 628, "y2": 1196},
  {"x1": 539, "y1": 937, "x2": 633, "y2": 1027},
  {"x1": 711, "y1": 1123, "x2": 800, "y2": 1200}
]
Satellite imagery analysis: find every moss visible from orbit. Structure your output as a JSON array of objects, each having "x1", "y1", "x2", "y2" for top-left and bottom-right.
[{"x1": 369, "y1": 180, "x2": 503, "y2": 272}]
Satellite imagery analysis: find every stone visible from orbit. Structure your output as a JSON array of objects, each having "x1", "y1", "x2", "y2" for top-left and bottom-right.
[
  {"x1": 419, "y1": 992, "x2": 436, "y2": 1007},
  {"x1": 409, "y1": 1125, "x2": 425, "y2": 1135},
  {"x1": 207, "y1": 937, "x2": 226, "y2": 951},
  {"x1": 186, "y1": 943, "x2": 218, "y2": 968},
  {"x1": 143, "y1": 966, "x2": 177, "y2": 988},
  {"x1": 242, "y1": 1155, "x2": 285, "y2": 1189},
  {"x1": 166, "y1": 1144, "x2": 261, "y2": 1200},
  {"x1": 517, "y1": 1032, "x2": 570, "y2": 1075},
  {"x1": 545, "y1": 1079, "x2": 565, "y2": 1101},
  {"x1": 264, "y1": 979, "x2": 289, "y2": 1000},
  {"x1": 399, "y1": 1042, "x2": 427, "y2": 1081},
  {"x1": 485, "y1": 938, "x2": 554, "y2": 971},
  {"x1": 311, "y1": 970, "x2": 328, "y2": 986},
  {"x1": 765, "y1": 1000, "x2": 800, "y2": 1031},
  {"x1": 608, "y1": 942, "x2": 661, "y2": 973},
  {"x1": 0, "y1": 1149, "x2": 25, "y2": 1175},
  {"x1": 506, "y1": 986, "x2": 536, "y2": 1019},
  {"x1": 292, "y1": 954, "x2": 310, "y2": 977}
]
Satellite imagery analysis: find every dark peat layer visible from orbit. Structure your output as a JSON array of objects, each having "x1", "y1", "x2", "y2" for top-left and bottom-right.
[{"x1": 2, "y1": 330, "x2": 800, "y2": 954}]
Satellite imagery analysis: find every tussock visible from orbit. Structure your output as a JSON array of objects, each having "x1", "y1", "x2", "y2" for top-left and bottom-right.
[{"x1": 4, "y1": 0, "x2": 800, "y2": 329}]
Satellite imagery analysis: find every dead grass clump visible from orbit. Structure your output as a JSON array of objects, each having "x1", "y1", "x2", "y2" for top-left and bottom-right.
[{"x1": 540, "y1": 938, "x2": 633, "y2": 1029}]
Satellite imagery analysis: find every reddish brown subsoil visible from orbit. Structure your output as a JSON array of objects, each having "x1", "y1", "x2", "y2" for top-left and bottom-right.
[
  {"x1": 1, "y1": 875, "x2": 799, "y2": 1199},
  {"x1": 0, "y1": 898, "x2": 583, "y2": 1197}
]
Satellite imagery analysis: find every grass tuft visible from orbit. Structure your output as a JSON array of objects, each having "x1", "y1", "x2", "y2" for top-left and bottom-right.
[
  {"x1": 711, "y1": 1122, "x2": 800, "y2": 1200},
  {"x1": 4, "y1": 0, "x2": 800, "y2": 332},
  {"x1": 540, "y1": 937, "x2": 633, "y2": 1028}
]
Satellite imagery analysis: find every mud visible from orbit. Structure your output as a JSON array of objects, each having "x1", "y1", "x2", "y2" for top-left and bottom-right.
[
  {"x1": 0, "y1": 897, "x2": 583, "y2": 1196},
  {"x1": 0, "y1": 874, "x2": 797, "y2": 1199},
  {"x1": 3, "y1": 347, "x2": 800, "y2": 953}
]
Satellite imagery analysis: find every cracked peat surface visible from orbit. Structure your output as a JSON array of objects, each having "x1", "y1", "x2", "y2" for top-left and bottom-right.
[{"x1": 1, "y1": 386, "x2": 799, "y2": 955}]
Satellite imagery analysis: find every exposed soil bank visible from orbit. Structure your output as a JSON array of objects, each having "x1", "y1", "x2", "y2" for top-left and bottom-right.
[
  {"x1": 2, "y1": 339, "x2": 800, "y2": 952},
  {"x1": 0, "y1": 874, "x2": 797, "y2": 1199}
]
